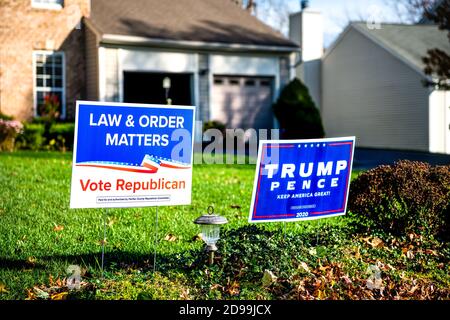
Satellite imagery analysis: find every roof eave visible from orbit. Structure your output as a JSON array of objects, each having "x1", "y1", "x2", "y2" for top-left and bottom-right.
[{"x1": 100, "y1": 33, "x2": 300, "y2": 53}]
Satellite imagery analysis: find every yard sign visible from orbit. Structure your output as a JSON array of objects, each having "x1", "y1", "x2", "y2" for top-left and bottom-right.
[
  {"x1": 249, "y1": 137, "x2": 355, "y2": 223},
  {"x1": 70, "y1": 101, "x2": 195, "y2": 209}
]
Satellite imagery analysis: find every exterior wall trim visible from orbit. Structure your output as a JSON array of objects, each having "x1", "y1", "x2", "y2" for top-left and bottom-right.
[{"x1": 100, "y1": 34, "x2": 299, "y2": 54}]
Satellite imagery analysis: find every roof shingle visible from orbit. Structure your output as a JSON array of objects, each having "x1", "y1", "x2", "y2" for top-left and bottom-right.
[
  {"x1": 89, "y1": 0, "x2": 298, "y2": 48},
  {"x1": 353, "y1": 22, "x2": 450, "y2": 72}
]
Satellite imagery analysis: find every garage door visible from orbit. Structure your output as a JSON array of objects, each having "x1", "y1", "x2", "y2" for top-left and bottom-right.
[{"x1": 211, "y1": 76, "x2": 274, "y2": 130}]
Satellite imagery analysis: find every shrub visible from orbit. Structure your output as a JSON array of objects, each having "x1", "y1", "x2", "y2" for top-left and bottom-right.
[
  {"x1": 348, "y1": 161, "x2": 450, "y2": 239},
  {"x1": 272, "y1": 78, "x2": 325, "y2": 139},
  {"x1": 47, "y1": 123, "x2": 75, "y2": 152},
  {"x1": 16, "y1": 123, "x2": 46, "y2": 151},
  {"x1": 0, "y1": 119, "x2": 24, "y2": 151},
  {"x1": 0, "y1": 112, "x2": 14, "y2": 121},
  {"x1": 203, "y1": 120, "x2": 226, "y2": 135}
]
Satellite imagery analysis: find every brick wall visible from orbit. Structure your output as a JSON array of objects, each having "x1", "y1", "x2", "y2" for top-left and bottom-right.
[{"x1": 0, "y1": 0, "x2": 90, "y2": 121}]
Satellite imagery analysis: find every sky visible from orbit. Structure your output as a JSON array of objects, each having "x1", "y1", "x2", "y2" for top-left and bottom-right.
[{"x1": 258, "y1": 0, "x2": 405, "y2": 47}]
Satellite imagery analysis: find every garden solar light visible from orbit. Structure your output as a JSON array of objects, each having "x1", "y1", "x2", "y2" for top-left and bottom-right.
[{"x1": 194, "y1": 206, "x2": 228, "y2": 265}]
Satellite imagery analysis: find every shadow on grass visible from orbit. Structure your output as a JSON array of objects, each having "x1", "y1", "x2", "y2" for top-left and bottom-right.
[
  {"x1": 0, "y1": 151, "x2": 72, "y2": 160},
  {"x1": 0, "y1": 224, "x2": 351, "y2": 276}
]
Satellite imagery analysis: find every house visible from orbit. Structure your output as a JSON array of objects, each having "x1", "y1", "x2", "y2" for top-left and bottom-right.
[
  {"x1": 0, "y1": 0, "x2": 299, "y2": 135},
  {"x1": 289, "y1": 8, "x2": 450, "y2": 155}
]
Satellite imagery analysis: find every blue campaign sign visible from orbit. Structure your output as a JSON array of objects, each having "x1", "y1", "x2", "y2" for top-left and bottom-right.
[
  {"x1": 70, "y1": 101, "x2": 195, "y2": 209},
  {"x1": 249, "y1": 137, "x2": 355, "y2": 223}
]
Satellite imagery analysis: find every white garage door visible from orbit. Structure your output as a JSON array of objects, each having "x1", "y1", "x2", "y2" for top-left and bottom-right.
[{"x1": 211, "y1": 76, "x2": 274, "y2": 130}]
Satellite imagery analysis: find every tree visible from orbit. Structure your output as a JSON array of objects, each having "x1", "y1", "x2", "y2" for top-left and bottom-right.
[
  {"x1": 422, "y1": 1, "x2": 450, "y2": 90},
  {"x1": 272, "y1": 78, "x2": 325, "y2": 139},
  {"x1": 385, "y1": 0, "x2": 439, "y2": 23}
]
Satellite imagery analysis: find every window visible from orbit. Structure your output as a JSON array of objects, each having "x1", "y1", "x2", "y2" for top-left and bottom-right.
[
  {"x1": 33, "y1": 51, "x2": 65, "y2": 118},
  {"x1": 31, "y1": 0, "x2": 64, "y2": 10}
]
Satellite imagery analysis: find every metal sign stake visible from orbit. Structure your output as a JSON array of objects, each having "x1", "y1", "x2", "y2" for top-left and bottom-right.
[
  {"x1": 153, "y1": 207, "x2": 159, "y2": 273},
  {"x1": 101, "y1": 209, "x2": 107, "y2": 277}
]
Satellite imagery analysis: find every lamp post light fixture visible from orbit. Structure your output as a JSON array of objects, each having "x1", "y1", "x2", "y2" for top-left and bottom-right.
[
  {"x1": 194, "y1": 206, "x2": 228, "y2": 265},
  {"x1": 162, "y1": 76, "x2": 171, "y2": 105}
]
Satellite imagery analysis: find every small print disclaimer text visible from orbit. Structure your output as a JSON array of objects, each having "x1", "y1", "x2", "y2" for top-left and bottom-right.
[
  {"x1": 178, "y1": 304, "x2": 272, "y2": 318},
  {"x1": 96, "y1": 195, "x2": 171, "y2": 204}
]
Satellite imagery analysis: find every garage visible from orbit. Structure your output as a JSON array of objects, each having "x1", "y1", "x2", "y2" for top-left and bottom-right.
[
  {"x1": 123, "y1": 72, "x2": 192, "y2": 105},
  {"x1": 211, "y1": 76, "x2": 274, "y2": 130}
]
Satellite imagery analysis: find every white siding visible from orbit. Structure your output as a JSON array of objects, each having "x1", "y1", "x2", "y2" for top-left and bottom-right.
[
  {"x1": 210, "y1": 54, "x2": 278, "y2": 76},
  {"x1": 98, "y1": 47, "x2": 120, "y2": 102},
  {"x1": 322, "y1": 27, "x2": 430, "y2": 151},
  {"x1": 429, "y1": 90, "x2": 450, "y2": 154}
]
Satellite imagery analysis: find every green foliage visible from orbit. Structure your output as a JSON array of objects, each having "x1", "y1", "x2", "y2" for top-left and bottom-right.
[
  {"x1": 0, "y1": 112, "x2": 14, "y2": 121},
  {"x1": 0, "y1": 152, "x2": 449, "y2": 300},
  {"x1": 272, "y1": 78, "x2": 325, "y2": 139},
  {"x1": 16, "y1": 122, "x2": 74, "y2": 151},
  {"x1": 15, "y1": 123, "x2": 46, "y2": 151},
  {"x1": 203, "y1": 120, "x2": 226, "y2": 135},
  {"x1": 348, "y1": 161, "x2": 450, "y2": 239},
  {"x1": 47, "y1": 123, "x2": 75, "y2": 152}
]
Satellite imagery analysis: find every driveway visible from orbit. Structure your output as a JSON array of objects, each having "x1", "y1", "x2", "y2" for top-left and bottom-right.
[{"x1": 353, "y1": 148, "x2": 450, "y2": 170}]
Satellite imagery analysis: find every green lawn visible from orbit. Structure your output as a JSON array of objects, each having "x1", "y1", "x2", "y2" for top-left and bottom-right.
[{"x1": 0, "y1": 151, "x2": 449, "y2": 300}]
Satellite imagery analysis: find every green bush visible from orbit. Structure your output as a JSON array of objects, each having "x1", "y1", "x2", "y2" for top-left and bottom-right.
[
  {"x1": 272, "y1": 78, "x2": 325, "y2": 139},
  {"x1": 348, "y1": 161, "x2": 450, "y2": 239},
  {"x1": 16, "y1": 122, "x2": 74, "y2": 151},
  {"x1": 16, "y1": 123, "x2": 46, "y2": 151},
  {"x1": 203, "y1": 120, "x2": 226, "y2": 135},
  {"x1": 47, "y1": 123, "x2": 75, "y2": 151},
  {"x1": 0, "y1": 112, "x2": 14, "y2": 121}
]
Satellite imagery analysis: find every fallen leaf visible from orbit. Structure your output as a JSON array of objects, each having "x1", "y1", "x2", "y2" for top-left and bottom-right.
[
  {"x1": 25, "y1": 289, "x2": 36, "y2": 300},
  {"x1": 210, "y1": 284, "x2": 223, "y2": 291},
  {"x1": 226, "y1": 281, "x2": 240, "y2": 296},
  {"x1": 0, "y1": 283, "x2": 9, "y2": 294},
  {"x1": 51, "y1": 292, "x2": 68, "y2": 300},
  {"x1": 299, "y1": 262, "x2": 310, "y2": 273},
  {"x1": 230, "y1": 205, "x2": 241, "y2": 209},
  {"x1": 27, "y1": 256, "x2": 37, "y2": 266},
  {"x1": 33, "y1": 287, "x2": 49, "y2": 299},
  {"x1": 341, "y1": 275, "x2": 352, "y2": 285},
  {"x1": 406, "y1": 250, "x2": 415, "y2": 259},
  {"x1": 191, "y1": 234, "x2": 202, "y2": 242},
  {"x1": 53, "y1": 224, "x2": 64, "y2": 232},
  {"x1": 164, "y1": 234, "x2": 177, "y2": 242},
  {"x1": 424, "y1": 249, "x2": 438, "y2": 256}
]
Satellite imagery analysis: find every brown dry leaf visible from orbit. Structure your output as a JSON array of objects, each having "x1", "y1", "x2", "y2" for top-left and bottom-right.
[
  {"x1": 230, "y1": 204, "x2": 241, "y2": 209},
  {"x1": 191, "y1": 234, "x2": 202, "y2": 242},
  {"x1": 406, "y1": 250, "x2": 415, "y2": 259},
  {"x1": 319, "y1": 265, "x2": 330, "y2": 273},
  {"x1": 354, "y1": 247, "x2": 361, "y2": 259},
  {"x1": 164, "y1": 234, "x2": 177, "y2": 242},
  {"x1": 210, "y1": 284, "x2": 223, "y2": 291},
  {"x1": 0, "y1": 283, "x2": 9, "y2": 294},
  {"x1": 25, "y1": 289, "x2": 36, "y2": 300},
  {"x1": 424, "y1": 249, "x2": 438, "y2": 256},
  {"x1": 226, "y1": 281, "x2": 240, "y2": 296},
  {"x1": 362, "y1": 236, "x2": 384, "y2": 248},
  {"x1": 50, "y1": 291, "x2": 68, "y2": 300},
  {"x1": 53, "y1": 224, "x2": 64, "y2": 232},
  {"x1": 27, "y1": 256, "x2": 37, "y2": 266},
  {"x1": 98, "y1": 239, "x2": 107, "y2": 246},
  {"x1": 341, "y1": 275, "x2": 352, "y2": 285}
]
